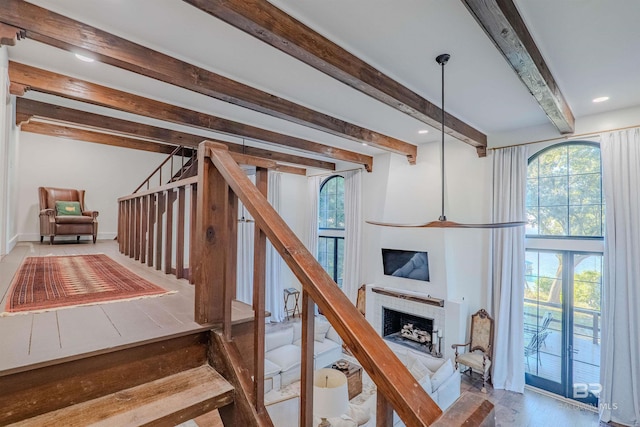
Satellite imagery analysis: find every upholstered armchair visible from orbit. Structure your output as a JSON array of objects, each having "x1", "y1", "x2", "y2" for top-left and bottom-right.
[
  {"x1": 451, "y1": 308, "x2": 494, "y2": 393},
  {"x1": 38, "y1": 187, "x2": 99, "y2": 244}
]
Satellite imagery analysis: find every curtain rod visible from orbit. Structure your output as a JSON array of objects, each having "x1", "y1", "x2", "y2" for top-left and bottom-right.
[
  {"x1": 489, "y1": 123, "x2": 640, "y2": 150},
  {"x1": 306, "y1": 167, "x2": 365, "y2": 177}
]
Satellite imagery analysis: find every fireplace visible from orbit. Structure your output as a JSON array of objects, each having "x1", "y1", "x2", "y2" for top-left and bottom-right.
[{"x1": 382, "y1": 307, "x2": 434, "y2": 353}]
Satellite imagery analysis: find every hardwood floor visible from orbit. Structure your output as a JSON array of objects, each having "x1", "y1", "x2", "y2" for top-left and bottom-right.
[
  {"x1": 0, "y1": 240, "x2": 252, "y2": 374},
  {"x1": 460, "y1": 374, "x2": 621, "y2": 427}
]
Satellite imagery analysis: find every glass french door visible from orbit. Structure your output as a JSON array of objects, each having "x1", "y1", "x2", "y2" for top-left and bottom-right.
[{"x1": 524, "y1": 250, "x2": 602, "y2": 403}]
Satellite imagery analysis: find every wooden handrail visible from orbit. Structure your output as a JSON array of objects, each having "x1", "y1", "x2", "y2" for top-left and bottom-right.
[
  {"x1": 133, "y1": 145, "x2": 195, "y2": 193},
  {"x1": 198, "y1": 141, "x2": 442, "y2": 426},
  {"x1": 118, "y1": 176, "x2": 198, "y2": 202}
]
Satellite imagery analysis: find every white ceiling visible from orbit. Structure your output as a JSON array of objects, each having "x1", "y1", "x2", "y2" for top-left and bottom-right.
[{"x1": 8, "y1": 0, "x2": 640, "y2": 162}]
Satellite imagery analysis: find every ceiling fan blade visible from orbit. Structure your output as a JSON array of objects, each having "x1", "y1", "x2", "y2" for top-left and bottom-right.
[{"x1": 366, "y1": 219, "x2": 526, "y2": 229}]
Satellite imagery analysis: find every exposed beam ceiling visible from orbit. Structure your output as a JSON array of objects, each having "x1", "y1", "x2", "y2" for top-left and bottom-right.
[
  {"x1": 10, "y1": 62, "x2": 363, "y2": 170},
  {"x1": 182, "y1": 0, "x2": 488, "y2": 154},
  {"x1": 462, "y1": 0, "x2": 575, "y2": 134},
  {"x1": 21, "y1": 121, "x2": 179, "y2": 155},
  {"x1": 0, "y1": 0, "x2": 416, "y2": 163},
  {"x1": 15, "y1": 98, "x2": 336, "y2": 171}
]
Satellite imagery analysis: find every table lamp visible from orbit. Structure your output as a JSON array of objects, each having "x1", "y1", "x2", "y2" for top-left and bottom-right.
[{"x1": 313, "y1": 368, "x2": 349, "y2": 427}]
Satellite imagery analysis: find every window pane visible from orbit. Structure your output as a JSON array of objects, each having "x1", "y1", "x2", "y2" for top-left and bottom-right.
[
  {"x1": 538, "y1": 176, "x2": 568, "y2": 207},
  {"x1": 527, "y1": 206, "x2": 540, "y2": 235},
  {"x1": 569, "y1": 145, "x2": 600, "y2": 175},
  {"x1": 538, "y1": 146, "x2": 568, "y2": 177},
  {"x1": 569, "y1": 206, "x2": 602, "y2": 237},
  {"x1": 528, "y1": 157, "x2": 539, "y2": 179},
  {"x1": 539, "y1": 206, "x2": 568, "y2": 235},
  {"x1": 319, "y1": 176, "x2": 345, "y2": 230},
  {"x1": 526, "y1": 178, "x2": 539, "y2": 208},
  {"x1": 569, "y1": 173, "x2": 601, "y2": 205}
]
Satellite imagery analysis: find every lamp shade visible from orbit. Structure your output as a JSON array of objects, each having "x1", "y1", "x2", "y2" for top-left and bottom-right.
[{"x1": 313, "y1": 368, "x2": 349, "y2": 419}]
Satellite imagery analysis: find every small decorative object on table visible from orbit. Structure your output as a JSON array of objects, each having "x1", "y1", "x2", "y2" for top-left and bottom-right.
[{"x1": 332, "y1": 360, "x2": 350, "y2": 371}]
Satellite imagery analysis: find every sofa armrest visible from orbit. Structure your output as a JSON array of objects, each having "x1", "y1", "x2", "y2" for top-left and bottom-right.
[
  {"x1": 40, "y1": 209, "x2": 55, "y2": 218},
  {"x1": 83, "y1": 210, "x2": 99, "y2": 219},
  {"x1": 431, "y1": 368, "x2": 461, "y2": 411}
]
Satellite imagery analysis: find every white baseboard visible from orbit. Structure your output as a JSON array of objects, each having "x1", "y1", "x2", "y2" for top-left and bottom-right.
[
  {"x1": 7, "y1": 234, "x2": 18, "y2": 253},
  {"x1": 18, "y1": 232, "x2": 117, "y2": 242}
]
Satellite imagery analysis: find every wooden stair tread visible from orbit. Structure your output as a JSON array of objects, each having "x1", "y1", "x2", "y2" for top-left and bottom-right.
[{"x1": 13, "y1": 365, "x2": 234, "y2": 427}]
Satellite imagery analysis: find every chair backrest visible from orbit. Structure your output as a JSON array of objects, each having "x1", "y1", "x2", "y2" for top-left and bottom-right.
[
  {"x1": 39, "y1": 187, "x2": 86, "y2": 211},
  {"x1": 469, "y1": 309, "x2": 494, "y2": 355},
  {"x1": 540, "y1": 312, "x2": 553, "y2": 331},
  {"x1": 525, "y1": 330, "x2": 551, "y2": 357}
]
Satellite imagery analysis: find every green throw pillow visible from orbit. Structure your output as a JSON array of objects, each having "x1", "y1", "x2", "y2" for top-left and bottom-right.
[{"x1": 55, "y1": 201, "x2": 82, "y2": 216}]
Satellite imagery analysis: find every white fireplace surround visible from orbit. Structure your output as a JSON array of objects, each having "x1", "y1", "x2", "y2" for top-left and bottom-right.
[{"x1": 364, "y1": 284, "x2": 468, "y2": 361}]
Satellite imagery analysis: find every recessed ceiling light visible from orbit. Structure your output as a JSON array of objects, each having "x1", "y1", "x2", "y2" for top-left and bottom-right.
[
  {"x1": 418, "y1": 130, "x2": 429, "y2": 134},
  {"x1": 75, "y1": 53, "x2": 95, "y2": 63},
  {"x1": 362, "y1": 142, "x2": 368, "y2": 146},
  {"x1": 592, "y1": 96, "x2": 609, "y2": 103}
]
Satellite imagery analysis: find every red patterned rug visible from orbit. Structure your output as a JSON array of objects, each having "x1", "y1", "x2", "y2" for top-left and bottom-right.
[{"x1": 3, "y1": 254, "x2": 173, "y2": 315}]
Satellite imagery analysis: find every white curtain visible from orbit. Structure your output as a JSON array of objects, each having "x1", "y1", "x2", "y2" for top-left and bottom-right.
[
  {"x1": 266, "y1": 172, "x2": 284, "y2": 322},
  {"x1": 600, "y1": 128, "x2": 640, "y2": 425},
  {"x1": 342, "y1": 170, "x2": 362, "y2": 303},
  {"x1": 304, "y1": 176, "x2": 322, "y2": 257},
  {"x1": 236, "y1": 172, "x2": 284, "y2": 322},
  {"x1": 490, "y1": 146, "x2": 527, "y2": 392},
  {"x1": 236, "y1": 175, "x2": 256, "y2": 305}
]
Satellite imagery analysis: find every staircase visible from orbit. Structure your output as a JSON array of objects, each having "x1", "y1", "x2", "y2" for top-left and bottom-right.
[{"x1": 0, "y1": 332, "x2": 238, "y2": 426}]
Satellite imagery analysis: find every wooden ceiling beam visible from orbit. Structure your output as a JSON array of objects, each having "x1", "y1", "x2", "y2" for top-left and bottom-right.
[
  {"x1": 182, "y1": 0, "x2": 487, "y2": 155},
  {"x1": 21, "y1": 122, "x2": 307, "y2": 175},
  {"x1": 462, "y1": 0, "x2": 575, "y2": 134},
  {"x1": 9, "y1": 62, "x2": 355, "y2": 170},
  {"x1": 0, "y1": 22, "x2": 25, "y2": 46},
  {"x1": 20, "y1": 122, "x2": 178, "y2": 154},
  {"x1": 15, "y1": 98, "x2": 336, "y2": 171},
  {"x1": 0, "y1": 0, "x2": 414, "y2": 163}
]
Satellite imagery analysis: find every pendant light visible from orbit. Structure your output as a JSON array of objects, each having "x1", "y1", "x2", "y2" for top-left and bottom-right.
[{"x1": 367, "y1": 53, "x2": 525, "y2": 229}]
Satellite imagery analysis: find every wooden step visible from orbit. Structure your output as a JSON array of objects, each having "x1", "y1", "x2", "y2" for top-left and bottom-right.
[{"x1": 12, "y1": 365, "x2": 234, "y2": 427}]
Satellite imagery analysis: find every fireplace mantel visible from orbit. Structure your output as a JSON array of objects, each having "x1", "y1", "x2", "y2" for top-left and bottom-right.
[{"x1": 371, "y1": 287, "x2": 445, "y2": 307}]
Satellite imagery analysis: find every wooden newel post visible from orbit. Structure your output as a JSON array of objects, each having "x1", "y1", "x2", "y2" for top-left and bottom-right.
[
  {"x1": 194, "y1": 144, "x2": 230, "y2": 325},
  {"x1": 300, "y1": 290, "x2": 315, "y2": 427}
]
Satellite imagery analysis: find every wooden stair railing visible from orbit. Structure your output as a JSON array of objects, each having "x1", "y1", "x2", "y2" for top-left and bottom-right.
[
  {"x1": 118, "y1": 175, "x2": 198, "y2": 281},
  {"x1": 194, "y1": 140, "x2": 445, "y2": 426},
  {"x1": 133, "y1": 145, "x2": 196, "y2": 194}
]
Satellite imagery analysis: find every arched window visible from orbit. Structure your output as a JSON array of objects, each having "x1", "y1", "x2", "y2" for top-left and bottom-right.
[
  {"x1": 526, "y1": 142, "x2": 603, "y2": 237},
  {"x1": 318, "y1": 176, "x2": 344, "y2": 286},
  {"x1": 524, "y1": 141, "x2": 603, "y2": 403}
]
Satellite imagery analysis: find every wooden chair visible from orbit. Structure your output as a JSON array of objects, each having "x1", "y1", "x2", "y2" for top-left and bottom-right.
[{"x1": 451, "y1": 309, "x2": 494, "y2": 393}]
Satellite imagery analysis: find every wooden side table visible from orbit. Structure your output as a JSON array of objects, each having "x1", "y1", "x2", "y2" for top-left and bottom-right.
[{"x1": 330, "y1": 359, "x2": 363, "y2": 400}]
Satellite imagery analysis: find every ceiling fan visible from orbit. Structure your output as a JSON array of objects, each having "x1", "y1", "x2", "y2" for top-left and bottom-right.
[{"x1": 366, "y1": 53, "x2": 526, "y2": 229}]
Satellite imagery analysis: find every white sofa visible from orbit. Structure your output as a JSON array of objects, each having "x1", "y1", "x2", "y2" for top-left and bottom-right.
[
  {"x1": 264, "y1": 316, "x2": 343, "y2": 392},
  {"x1": 360, "y1": 341, "x2": 460, "y2": 426}
]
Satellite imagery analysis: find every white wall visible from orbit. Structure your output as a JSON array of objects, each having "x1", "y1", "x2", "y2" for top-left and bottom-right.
[
  {"x1": 16, "y1": 132, "x2": 168, "y2": 241},
  {"x1": 361, "y1": 140, "x2": 492, "y2": 317},
  {"x1": 0, "y1": 47, "x2": 20, "y2": 255},
  {"x1": 278, "y1": 172, "x2": 307, "y2": 290}
]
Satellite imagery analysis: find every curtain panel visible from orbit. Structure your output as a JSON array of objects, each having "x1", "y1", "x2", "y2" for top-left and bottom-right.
[
  {"x1": 491, "y1": 146, "x2": 527, "y2": 392},
  {"x1": 600, "y1": 128, "x2": 640, "y2": 425}
]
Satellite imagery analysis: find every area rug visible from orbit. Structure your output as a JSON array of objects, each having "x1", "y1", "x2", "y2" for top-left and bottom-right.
[{"x1": 2, "y1": 254, "x2": 174, "y2": 315}]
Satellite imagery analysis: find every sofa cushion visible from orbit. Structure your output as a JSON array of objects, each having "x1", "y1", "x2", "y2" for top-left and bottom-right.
[
  {"x1": 405, "y1": 349, "x2": 444, "y2": 372},
  {"x1": 265, "y1": 344, "x2": 301, "y2": 371},
  {"x1": 419, "y1": 371, "x2": 433, "y2": 393},
  {"x1": 313, "y1": 336, "x2": 340, "y2": 356},
  {"x1": 430, "y1": 359, "x2": 454, "y2": 392},
  {"x1": 325, "y1": 326, "x2": 342, "y2": 344},
  {"x1": 408, "y1": 356, "x2": 432, "y2": 383},
  {"x1": 55, "y1": 201, "x2": 81, "y2": 216},
  {"x1": 265, "y1": 327, "x2": 294, "y2": 352},
  {"x1": 264, "y1": 358, "x2": 281, "y2": 378},
  {"x1": 315, "y1": 318, "x2": 331, "y2": 342}
]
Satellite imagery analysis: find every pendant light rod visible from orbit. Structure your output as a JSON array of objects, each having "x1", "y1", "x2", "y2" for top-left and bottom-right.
[{"x1": 436, "y1": 54, "x2": 450, "y2": 221}]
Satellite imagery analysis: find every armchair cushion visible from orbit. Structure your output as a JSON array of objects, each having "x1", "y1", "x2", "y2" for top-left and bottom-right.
[
  {"x1": 55, "y1": 201, "x2": 82, "y2": 216},
  {"x1": 456, "y1": 351, "x2": 491, "y2": 373},
  {"x1": 55, "y1": 215, "x2": 94, "y2": 224}
]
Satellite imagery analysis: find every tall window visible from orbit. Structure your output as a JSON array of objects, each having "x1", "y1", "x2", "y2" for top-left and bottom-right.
[
  {"x1": 524, "y1": 142, "x2": 604, "y2": 403},
  {"x1": 318, "y1": 175, "x2": 344, "y2": 287}
]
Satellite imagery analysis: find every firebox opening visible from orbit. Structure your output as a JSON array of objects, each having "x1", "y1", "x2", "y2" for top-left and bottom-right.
[{"x1": 382, "y1": 307, "x2": 434, "y2": 353}]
